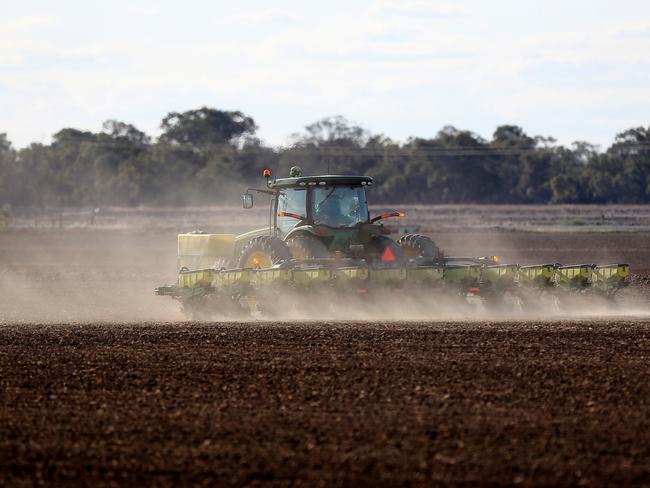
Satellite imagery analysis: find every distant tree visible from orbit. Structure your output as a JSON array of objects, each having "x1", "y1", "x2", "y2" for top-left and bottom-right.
[
  {"x1": 287, "y1": 116, "x2": 376, "y2": 177},
  {"x1": 52, "y1": 128, "x2": 97, "y2": 145},
  {"x1": 490, "y1": 126, "x2": 559, "y2": 202},
  {"x1": 2, "y1": 110, "x2": 650, "y2": 207},
  {"x1": 571, "y1": 141, "x2": 599, "y2": 163},
  {"x1": 0, "y1": 134, "x2": 16, "y2": 205},
  {"x1": 102, "y1": 120, "x2": 151, "y2": 145},
  {"x1": 607, "y1": 126, "x2": 650, "y2": 202},
  {"x1": 492, "y1": 125, "x2": 536, "y2": 148},
  {"x1": 14, "y1": 143, "x2": 55, "y2": 206},
  {"x1": 609, "y1": 126, "x2": 650, "y2": 155},
  {"x1": 550, "y1": 174, "x2": 580, "y2": 203},
  {"x1": 159, "y1": 107, "x2": 257, "y2": 147},
  {"x1": 404, "y1": 126, "x2": 495, "y2": 203},
  {"x1": 0, "y1": 133, "x2": 11, "y2": 153},
  {"x1": 593, "y1": 173, "x2": 617, "y2": 202},
  {"x1": 291, "y1": 116, "x2": 369, "y2": 147}
]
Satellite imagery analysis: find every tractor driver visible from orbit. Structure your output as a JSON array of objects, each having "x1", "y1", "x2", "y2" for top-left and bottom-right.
[{"x1": 313, "y1": 192, "x2": 355, "y2": 227}]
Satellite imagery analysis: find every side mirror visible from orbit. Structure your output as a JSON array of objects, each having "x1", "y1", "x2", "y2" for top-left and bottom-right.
[{"x1": 242, "y1": 192, "x2": 253, "y2": 209}]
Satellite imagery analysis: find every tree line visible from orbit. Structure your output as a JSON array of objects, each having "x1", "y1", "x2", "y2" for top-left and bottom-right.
[{"x1": 1, "y1": 107, "x2": 649, "y2": 208}]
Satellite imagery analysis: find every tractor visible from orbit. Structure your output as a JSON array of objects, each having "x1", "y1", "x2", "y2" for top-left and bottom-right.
[
  {"x1": 156, "y1": 167, "x2": 630, "y2": 318},
  {"x1": 234, "y1": 166, "x2": 437, "y2": 269}
]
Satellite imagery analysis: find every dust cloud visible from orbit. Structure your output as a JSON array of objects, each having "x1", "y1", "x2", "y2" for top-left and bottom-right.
[
  {"x1": 186, "y1": 286, "x2": 650, "y2": 323},
  {"x1": 0, "y1": 224, "x2": 648, "y2": 324},
  {"x1": 0, "y1": 229, "x2": 182, "y2": 324}
]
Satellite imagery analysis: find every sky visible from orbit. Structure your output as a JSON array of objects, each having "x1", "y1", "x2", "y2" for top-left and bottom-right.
[{"x1": 2, "y1": 0, "x2": 650, "y2": 149}]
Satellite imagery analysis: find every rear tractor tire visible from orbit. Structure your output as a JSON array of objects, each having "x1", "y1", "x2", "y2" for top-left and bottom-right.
[
  {"x1": 397, "y1": 234, "x2": 439, "y2": 259},
  {"x1": 238, "y1": 236, "x2": 292, "y2": 269},
  {"x1": 287, "y1": 234, "x2": 331, "y2": 259}
]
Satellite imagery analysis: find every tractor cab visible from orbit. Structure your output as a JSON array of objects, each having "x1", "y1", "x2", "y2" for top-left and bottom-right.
[
  {"x1": 241, "y1": 167, "x2": 407, "y2": 261},
  {"x1": 270, "y1": 174, "x2": 372, "y2": 239},
  {"x1": 242, "y1": 168, "x2": 405, "y2": 237}
]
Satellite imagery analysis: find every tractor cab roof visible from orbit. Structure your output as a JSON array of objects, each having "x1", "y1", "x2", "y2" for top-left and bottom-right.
[{"x1": 268, "y1": 175, "x2": 373, "y2": 189}]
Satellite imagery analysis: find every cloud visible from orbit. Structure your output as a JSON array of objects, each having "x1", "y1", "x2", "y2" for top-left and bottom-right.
[
  {"x1": 222, "y1": 10, "x2": 300, "y2": 26},
  {"x1": 0, "y1": 15, "x2": 56, "y2": 31},
  {"x1": 0, "y1": 52, "x2": 23, "y2": 68},
  {"x1": 2, "y1": 1, "x2": 650, "y2": 149},
  {"x1": 616, "y1": 23, "x2": 650, "y2": 38},
  {"x1": 304, "y1": 47, "x2": 476, "y2": 63},
  {"x1": 372, "y1": 0, "x2": 468, "y2": 19},
  {"x1": 124, "y1": 6, "x2": 161, "y2": 17}
]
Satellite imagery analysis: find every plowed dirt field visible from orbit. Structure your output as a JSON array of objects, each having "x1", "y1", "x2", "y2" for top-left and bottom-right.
[{"x1": 2, "y1": 321, "x2": 650, "y2": 486}]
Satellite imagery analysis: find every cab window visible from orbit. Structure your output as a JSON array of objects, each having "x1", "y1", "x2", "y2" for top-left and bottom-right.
[
  {"x1": 312, "y1": 186, "x2": 368, "y2": 227},
  {"x1": 276, "y1": 188, "x2": 307, "y2": 236}
]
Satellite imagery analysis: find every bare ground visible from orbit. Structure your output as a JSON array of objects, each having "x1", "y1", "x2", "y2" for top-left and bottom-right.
[{"x1": 1, "y1": 321, "x2": 650, "y2": 487}]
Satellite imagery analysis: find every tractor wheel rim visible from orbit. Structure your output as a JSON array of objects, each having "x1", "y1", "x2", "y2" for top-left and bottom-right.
[{"x1": 246, "y1": 251, "x2": 272, "y2": 269}]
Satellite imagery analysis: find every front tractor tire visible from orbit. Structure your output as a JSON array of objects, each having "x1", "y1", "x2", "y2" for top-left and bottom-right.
[
  {"x1": 238, "y1": 236, "x2": 292, "y2": 269},
  {"x1": 287, "y1": 234, "x2": 331, "y2": 259},
  {"x1": 397, "y1": 234, "x2": 439, "y2": 259}
]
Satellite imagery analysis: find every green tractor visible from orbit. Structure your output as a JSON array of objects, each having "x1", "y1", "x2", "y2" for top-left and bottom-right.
[
  {"x1": 235, "y1": 166, "x2": 438, "y2": 269},
  {"x1": 156, "y1": 167, "x2": 630, "y2": 318}
]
